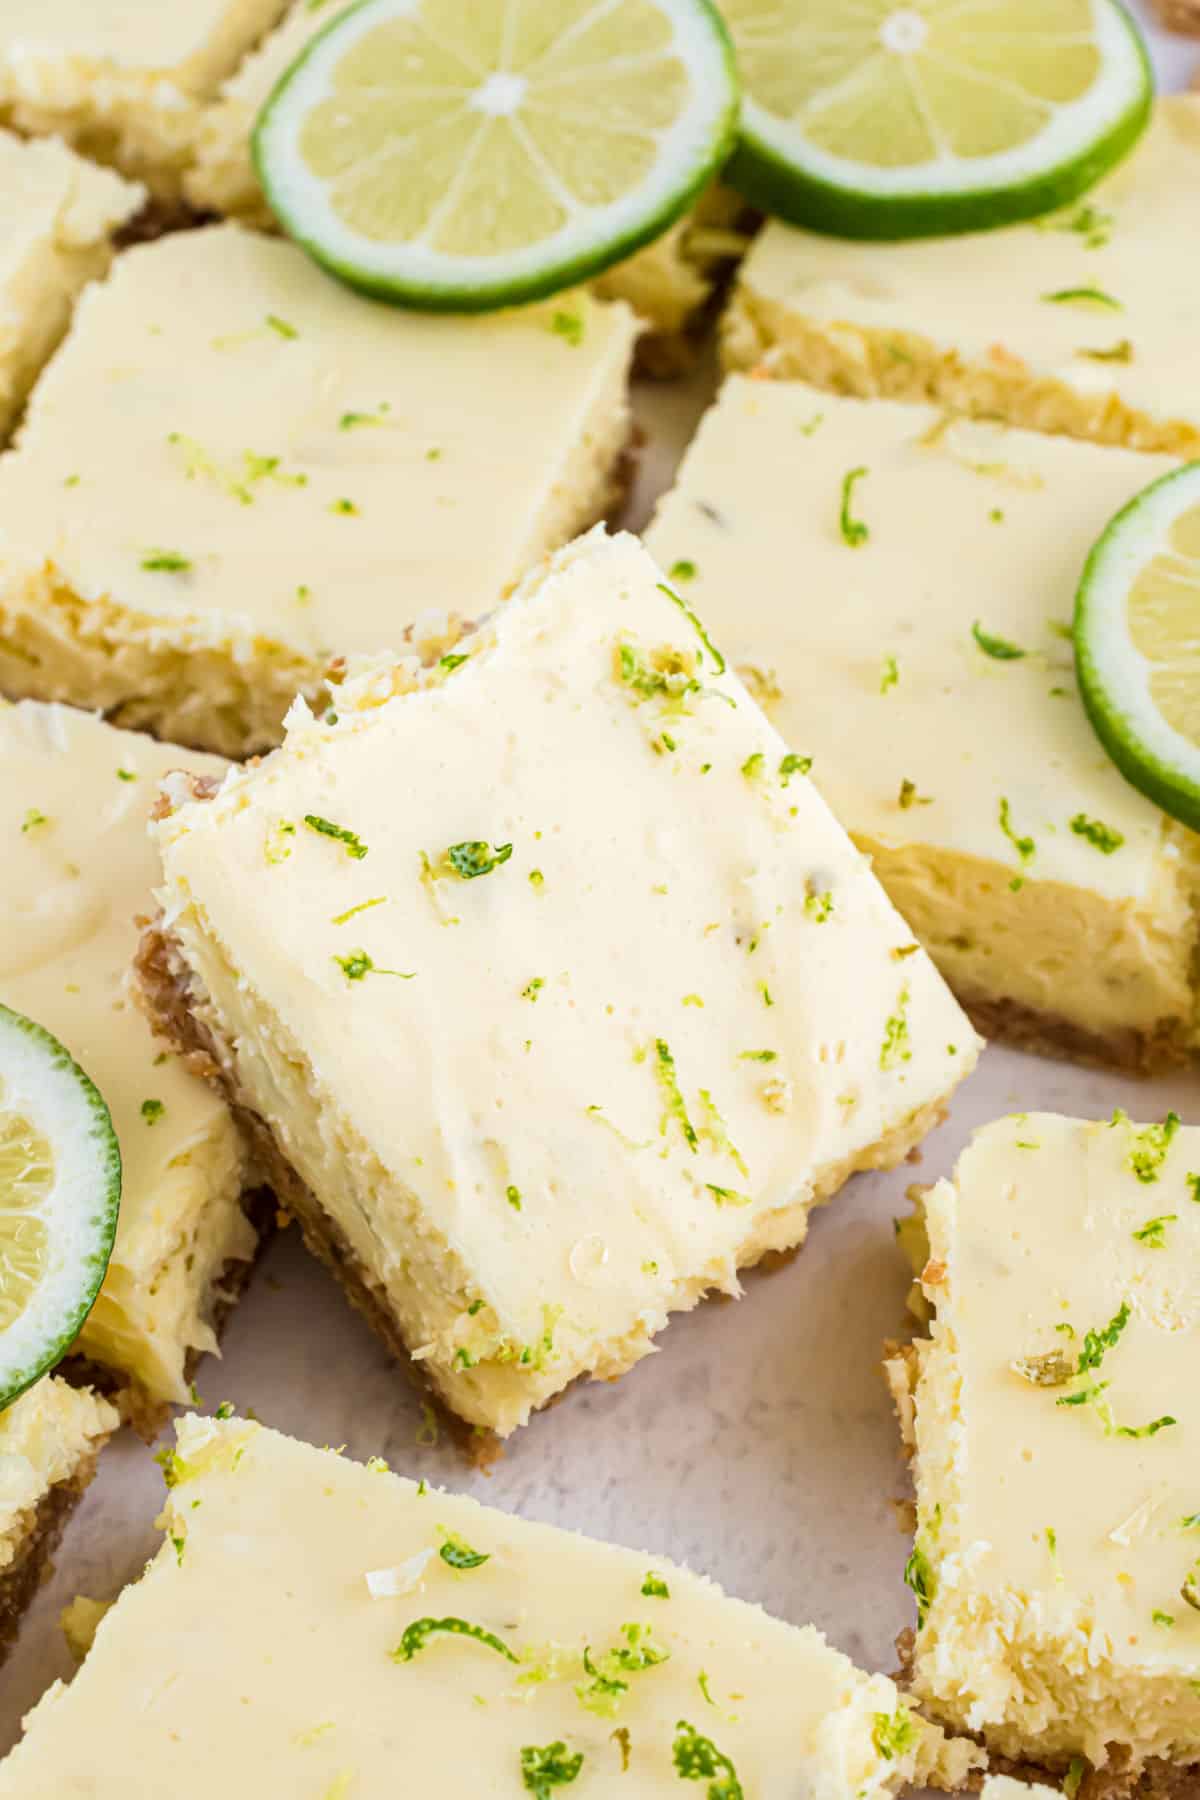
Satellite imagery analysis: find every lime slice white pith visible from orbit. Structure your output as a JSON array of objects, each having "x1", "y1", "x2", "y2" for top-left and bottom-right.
[
  {"x1": 722, "y1": 0, "x2": 1153, "y2": 240},
  {"x1": 0, "y1": 1004, "x2": 120, "y2": 1411},
  {"x1": 1075, "y1": 462, "x2": 1200, "y2": 833},
  {"x1": 253, "y1": 0, "x2": 739, "y2": 311}
]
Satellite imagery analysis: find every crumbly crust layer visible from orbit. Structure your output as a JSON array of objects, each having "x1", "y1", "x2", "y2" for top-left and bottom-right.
[
  {"x1": 1153, "y1": 0, "x2": 1200, "y2": 31},
  {"x1": 0, "y1": 1448, "x2": 105, "y2": 1663},
  {"x1": 959, "y1": 993, "x2": 1192, "y2": 1077}
]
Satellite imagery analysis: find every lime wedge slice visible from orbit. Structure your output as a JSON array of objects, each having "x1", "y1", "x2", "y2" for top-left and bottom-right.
[
  {"x1": 0, "y1": 1004, "x2": 121, "y2": 1411},
  {"x1": 722, "y1": 0, "x2": 1153, "y2": 239},
  {"x1": 1075, "y1": 462, "x2": 1200, "y2": 832},
  {"x1": 253, "y1": 0, "x2": 739, "y2": 310}
]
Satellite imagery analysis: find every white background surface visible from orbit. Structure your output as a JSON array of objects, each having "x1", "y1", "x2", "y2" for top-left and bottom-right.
[{"x1": 2, "y1": 6, "x2": 1196, "y2": 1782}]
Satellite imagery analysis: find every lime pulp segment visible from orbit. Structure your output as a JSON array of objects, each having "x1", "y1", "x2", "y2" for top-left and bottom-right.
[
  {"x1": 254, "y1": 0, "x2": 740, "y2": 309},
  {"x1": 0, "y1": 1004, "x2": 120, "y2": 1411},
  {"x1": 1075, "y1": 461, "x2": 1200, "y2": 833},
  {"x1": 722, "y1": 0, "x2": 1153, "y2": 239}
]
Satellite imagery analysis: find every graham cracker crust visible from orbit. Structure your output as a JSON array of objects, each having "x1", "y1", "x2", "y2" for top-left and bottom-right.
[
  {"x1": 56, "y1": 1183, "x2": 276, "y2": 1442},
  {"x1": 0, "y1": 1449, "x2": 106, "y2": 1663},
  {"x1": 892, "y1": 1633, "x2": 1200, "y2": 1798},
  {"x1": 1153, "y1": 0, "x2": 1200, "y2": 32},
  {"x1": 961, "y1": 992, "x2": 1191, "y2": 1077}
]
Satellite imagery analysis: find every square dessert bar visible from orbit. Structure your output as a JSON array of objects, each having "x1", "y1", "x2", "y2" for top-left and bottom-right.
[
  {"x1": 184, "y1": 1, "x2": 748, "y2": 371},
  {"x1": 0, "y1": 222, "x2": 638, "y2": 758},
  {"x1": 0, "y1": 1377, "x2": 116, "y2": 1658},
  {"x1": 646, "y1": 378, "x2": 1198, "y2": 1071},
  {"x1": 145, "y1": 529, "x2": 978, "y2": 1438},
  {"x1": 0, "y1": 699, "x2": 259, "y2": 1417},
  {"x1": 0, "y1": 1414, "x2": 981, "y2": 1793},
  {"x1": 723, "y1": 99, "x2": 1200, "y2": 458},
  {"x1": 0, "y1": 0, "x2": 287, "y2": 199},
  {"x1": 0, "y1": 130, "x2": 141, "y2": 444},
  {"x1": 888, "y1": 1113, "x2": 1200, "y2": 1794}
]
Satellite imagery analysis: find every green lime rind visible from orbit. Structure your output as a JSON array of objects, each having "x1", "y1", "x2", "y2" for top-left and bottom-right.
[
  {"x1": 1075, "y1": 461, "x2": 1200, "y2": 835},
  {"x1": 252, "y1": 0, "x2": 740, "y2": 313},
  {"x1": 0, "y1": 1003, "x2": 121, "y2": 1412},
  {"x1": 726, "y1": 0, "x2": 1152, "y2": 242}
]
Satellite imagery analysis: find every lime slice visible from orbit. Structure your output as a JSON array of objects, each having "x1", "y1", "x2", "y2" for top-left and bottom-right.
[
  {"x1": 1075, "y1": 462, "x2": 1200, "y2": 832},
  {"x1": 723, "y1": 0, "x2": 1153, "y2": 239},
  {"x1": 253, "y1": 0, "x2": 739, "y2": 310},
  {"x1": 0, "y1": 1004, "x2": 120, "y2": 1411}
]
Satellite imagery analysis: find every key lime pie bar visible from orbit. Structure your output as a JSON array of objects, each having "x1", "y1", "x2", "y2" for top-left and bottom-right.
[
  {"x1": 143, "y1": 529, "x2": 977, "y2": 1437},
  {"x1": 1, "y1": 699, "x2": 259, "y2": 1417},
  {"x1": 646, "y1": 380, "x2": 1200, "y2": 1070},
  {"x1": 0, "y1": 131, "x2": 140, "y2": 444},
  {"x1": 0, "y1": 0, "x2": 287, "y2": 199},
  {"x1": 0, "y1": 1413, "x2": 980, "y2": 1792},
  {"x1": 888, "y1": 1113, "x2": 1200, "y2": 1794},
  {"x1": 0, "y1": 1378, "x2": 116, "y2": 1656},
  {"x1": 0, "y1": 224, "x2": 638, "y2": 758},
  {"x1": 724, "y1": 98, "x2": 1200, "y2": 458}
]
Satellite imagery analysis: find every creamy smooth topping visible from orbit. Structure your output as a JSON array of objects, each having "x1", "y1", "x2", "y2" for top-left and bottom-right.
[
  {"x1": 910, "y1": 1113, "x2": 1200, "y2": 1769},
  {"x1": 0, "y1": 1414, "x2": 977, "y2": 1795},
  {"x1": 155, "y1": 528, "x2": 976, "y2": 1434},
  {"x1": 0, "y1": 1378, "x2": 115, "y2": 1569},
  {"x1": 0, "y1": 223, "x2": 637, "y2": 753},
  {"x1": 0, "y1": 700, "x2": 251, "y2": 1403},
  {"x1": 647, "y1": 379, "x2": 1199, "y2": 1046},
  {"x1": 0, "y1": 128, "x2": 141, "y2": 438},
  {"x1": 732, "y1": 100, "x2": 1200, "y2": 442}
]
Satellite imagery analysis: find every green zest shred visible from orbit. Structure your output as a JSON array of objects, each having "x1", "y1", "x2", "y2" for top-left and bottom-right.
[
  {"x1": 1070, "y1": 813, "x2": 1124, "y2": 854},
  {"x1": 438, "y1": 1533, "x2": 489, "y2": 1570},
  {"x1": 141, "y1": 549, "x2": 191, "y2": 572},
  {"x1": 672, "y1": 1720, "x2": 744, "y2": 1799},
  {"x1": 872, "y1": 1705, "x2": 919, "y2": 1762},
  {"x1": 446, "y1": 840, "x2": 513, "y2": 880},
  {"x1": 654, "y1": 1038, "x2": 698, "y2": 1152},
  {"x1": 1133, "y1": 1213, "x2": 1176, "y2": 1248},
  {"x1": 880, "y1": 986, "x2": 911, "y2": 1071},
  {"x1": 304, "y1": 814, "x2": 368, "y2": 859},
  {"x1": 521, "y1": 1741, "x2": 584, "y2": 1795},
  {"x1": 390, "y1": 1616, "x2": 517, "y2": 1664},
  {"x1": 655, "y1": 582, "x2": 726, "y2": 674},
  {"x1": 1042, "y1": 284, "x2": 1122, "y2": 309},
  {"x1": 1112, "y1": 1109, "x2": 1180, "y2": 1183},
  {"x1": 972, "y1": 621, "x2": 1026, "y2": 660},
  {"x1": 839, "y1": 467, "x2": 870, "y2": 547},
  {"x1": 904, "y1": 1545, "x2": 936, "y2": 1627}
]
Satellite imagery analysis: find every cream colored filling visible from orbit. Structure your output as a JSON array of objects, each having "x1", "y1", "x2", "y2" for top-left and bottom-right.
[
  {"x1": 908, "y1": 1115, "x2": 1200, "y2": 1772},
  {"x1": 0, "y1": 1379, "x2": 116, "y2": 1571},
  {"x1": 0, "y1": 1416, "x2": 981, "y2": 1793},
  {"x1": 724, "y1": 100, "x2": 1200, "y2": 456}
]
